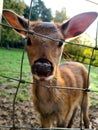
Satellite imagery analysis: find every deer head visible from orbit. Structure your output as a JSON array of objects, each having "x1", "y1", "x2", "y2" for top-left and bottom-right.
[{"x1": 3, "y1": 10, "x2": 97, "y2": 80}]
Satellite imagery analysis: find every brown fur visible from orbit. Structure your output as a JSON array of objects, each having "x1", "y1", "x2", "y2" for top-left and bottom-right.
[
  {"x1": 32, "y1": 62, "x2": 90, "y2": 128},
  {"x1": 3, "y1": 10, "x2": 98, "y2": 128}
]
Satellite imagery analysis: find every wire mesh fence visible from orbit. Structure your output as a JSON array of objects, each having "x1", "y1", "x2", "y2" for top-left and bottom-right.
[{"x1": 0, "y1": 0, "x2": 98, "y2": 130}]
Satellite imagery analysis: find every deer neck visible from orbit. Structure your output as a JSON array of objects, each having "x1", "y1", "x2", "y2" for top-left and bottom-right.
[
  {"x1": 33, "y1": 67, "x2": 64, "y2": 103},
  {"x1": 33, "y1": 76, "x2": 57, "y2": 103}
]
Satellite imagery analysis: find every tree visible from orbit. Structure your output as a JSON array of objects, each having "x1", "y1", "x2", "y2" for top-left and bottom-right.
[
  {"x1": 41, "y1": 8, "x2": 52, "y2": 22},
  {"x1": 63, "y1": 33, "x2": 96, "y2": 64},
  {"x1": 23, "y1": 5, "x2": 31, "y2": 19},
  {"x1": 23, "y1": 0, "x2": 52, "y2": 21},
  {"x1": 53, "y1": 7, "x2": 68, "y2": 23},
  {"x1": 24, "y1": 4, "x2": 39, "y2": 20},
  {"x1": 3, "y1": 0, "x2": 25, "y2": 15}
]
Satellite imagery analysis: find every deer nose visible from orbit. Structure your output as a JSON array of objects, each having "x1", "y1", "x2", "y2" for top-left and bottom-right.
[{"x1": 32, "y1": 58, "x2": 53, "y2": 77}]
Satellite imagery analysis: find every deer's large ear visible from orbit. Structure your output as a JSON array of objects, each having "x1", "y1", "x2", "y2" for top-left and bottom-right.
[
  {"x1": 3, "y1": 9, "x2": 28, "y2": 37},
  {"x1": 61, "y1": 12, "x2": 98, "y2": 39}
]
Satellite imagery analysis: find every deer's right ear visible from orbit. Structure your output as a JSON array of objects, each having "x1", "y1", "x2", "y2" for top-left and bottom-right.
[{"x1": 3, "y1": 9, "x2": 28, "y2": 37}]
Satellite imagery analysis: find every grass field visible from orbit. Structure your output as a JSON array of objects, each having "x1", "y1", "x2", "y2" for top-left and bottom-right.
[
  {"x1": 0, "y1": 48, "x2": 31, "y2": 82},
  {"x1": 0, "y1": 48, "x2": 98, "y2": 104},
  {"x1": 0, "y1": 48, "x2": 31, "y2": 101}
]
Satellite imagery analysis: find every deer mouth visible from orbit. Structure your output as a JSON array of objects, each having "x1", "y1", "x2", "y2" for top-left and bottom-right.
[{"x1": 32, "y1": 58, "x2": 54, "y2": 78}]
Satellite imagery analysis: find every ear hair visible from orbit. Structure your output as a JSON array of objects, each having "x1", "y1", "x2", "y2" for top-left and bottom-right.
[
  {"x1": 61, "y1": 12, "x2": 98, "y2": 39},
  {"x1": 17, "y1": 17, "x2": 28, "y2": 29}
]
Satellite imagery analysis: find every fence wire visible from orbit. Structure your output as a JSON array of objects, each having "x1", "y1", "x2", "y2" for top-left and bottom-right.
[{"x1": 0, "y1": 0, "x2": 98, "y2": 130}]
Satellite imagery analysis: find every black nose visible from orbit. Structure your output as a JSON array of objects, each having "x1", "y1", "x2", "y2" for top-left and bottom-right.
[{"x1": 32, "y1": 58, "x2": 53, "y2": 77}]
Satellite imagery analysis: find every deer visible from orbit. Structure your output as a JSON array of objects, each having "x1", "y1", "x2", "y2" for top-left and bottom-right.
[{"x1": 3, "y1": 10, "x2": 97, "y2": 128}]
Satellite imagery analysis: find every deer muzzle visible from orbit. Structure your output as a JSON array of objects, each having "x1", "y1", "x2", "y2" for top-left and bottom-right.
[{"x1": 32, "y1": 58, "x2": 53, "y2": 78}]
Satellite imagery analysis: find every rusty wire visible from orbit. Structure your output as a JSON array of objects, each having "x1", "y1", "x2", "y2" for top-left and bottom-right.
[{"x1": 0, "y1": 0, "x2": 98, "y2": 130}]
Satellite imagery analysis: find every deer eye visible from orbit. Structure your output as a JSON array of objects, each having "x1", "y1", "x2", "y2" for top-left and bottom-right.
[
  {"x1": 27, "y1": 38, "x2": 32, "y2": 46},
  {"x1": 58, "y1": 40, "x2": 64, "y2": 47}
]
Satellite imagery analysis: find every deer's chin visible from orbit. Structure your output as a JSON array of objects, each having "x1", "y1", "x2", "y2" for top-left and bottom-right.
[{"x1": 33, "y1": 74, "x2": 54, "y2": 81}]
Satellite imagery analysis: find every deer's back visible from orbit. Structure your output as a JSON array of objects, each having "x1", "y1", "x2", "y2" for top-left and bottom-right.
[{"x1": 59, "y1": 61, "x2": 89, "y2": 89}]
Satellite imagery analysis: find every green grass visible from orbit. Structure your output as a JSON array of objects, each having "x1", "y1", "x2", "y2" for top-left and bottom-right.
[
  {"x1": 90, "y1": 66, "x2": 98, "y2": 91},
  {"x1": 0, "y1": 48, "x2": 31, "y2": 101},
  {"x1": 0, "y1": 48, "x2": 31, "y2": 81},
  {"x1": 86, "y1": 65, "x2": 98, "y2": 106},
  {"x1": 0, "y1": 48, "x2": 98, "y2": 104}
]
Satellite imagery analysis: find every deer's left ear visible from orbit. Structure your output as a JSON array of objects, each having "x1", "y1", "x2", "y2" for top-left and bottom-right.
[
  {"x1": 3, "y1": 9, "x2": 28, "y2": 37},
  {"x1": 61, "y1": 12, "x2": 98, "y2": 39}
]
